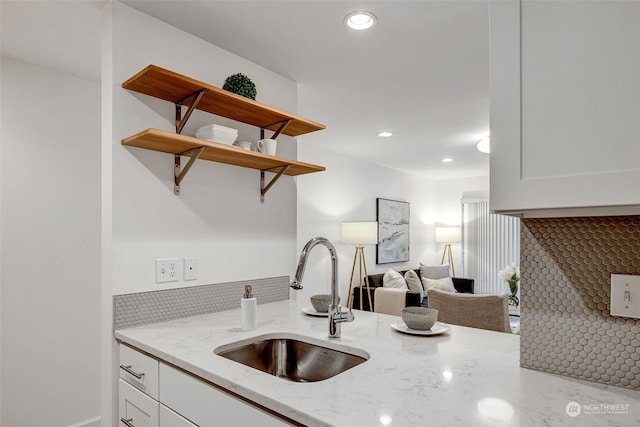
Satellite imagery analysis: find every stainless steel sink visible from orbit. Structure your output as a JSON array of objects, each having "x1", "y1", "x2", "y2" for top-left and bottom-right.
[{"x1": 214, "y1": 334, "x2": 369, "y2": 383}]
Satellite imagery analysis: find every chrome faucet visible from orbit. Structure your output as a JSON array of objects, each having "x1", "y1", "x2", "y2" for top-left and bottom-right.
[{"x1": 291, "y1": 237, "x2": 355, "y2": 338}]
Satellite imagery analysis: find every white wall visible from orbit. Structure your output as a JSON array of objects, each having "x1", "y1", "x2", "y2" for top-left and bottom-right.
[
  {"x1": 104, "y1": 1, "x2": 304, "y2": 422},
  {"x1": 109, "y1": 2, "x2": 300, "y2": 295},
  {"x1": 1, "y1": 2, "x2": 310, "y2": 425},
  {"x1": 0, "y1": 57, "x2": 101, "y2": 427},
  {"x1": 295, "y1": 141, "x2": 488, "y2": 304}
]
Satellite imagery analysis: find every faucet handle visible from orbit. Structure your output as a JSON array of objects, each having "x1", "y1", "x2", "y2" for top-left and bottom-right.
[
  {"x1": 332, "y1": 305, "x2": 355, "y2": 322},
  {"x1": 344, "y1": 308, "x2": 355, "y2": 322}
]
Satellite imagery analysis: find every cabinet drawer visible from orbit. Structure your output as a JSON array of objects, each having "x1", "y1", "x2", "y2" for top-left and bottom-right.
[
  {"x1": 160, "y1": 404, "x2": 197, "y2": 427},
  {"x1": 119, "y1": 379, "x2": 159, "y2": 427},
  {"x1": 159, "y1": 363, "x2": 291, "y2": 426},
  {"x1": 119, "y1": 344, "x2": 159, "y2": 400}
]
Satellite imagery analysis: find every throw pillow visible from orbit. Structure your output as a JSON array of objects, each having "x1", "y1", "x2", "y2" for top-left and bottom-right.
[
  {"x1": 421, "y1": 276, "x2": 455, "y2": 292},
  {"x1": 404, "y1": 270, "x2": 424, "y2": 301},
  {"x1": 383, "y1": 269, "x2": 407, "y2": 289},
  {"x1": 419, "y1": 263, "x2": 451, "y2": 280}
]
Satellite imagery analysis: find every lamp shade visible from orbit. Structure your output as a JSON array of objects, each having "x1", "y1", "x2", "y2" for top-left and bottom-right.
[
  {"x1": 342, "y1": 222, "x2": 378, "y2": 245},
  {"x1": 435, "y1": 227, "x2": 461, "y2": 243}
]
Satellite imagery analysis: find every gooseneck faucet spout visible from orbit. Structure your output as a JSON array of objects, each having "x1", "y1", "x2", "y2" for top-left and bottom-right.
[{"x1": 291, "y1": 237, "x2": 354, "y2": 338}]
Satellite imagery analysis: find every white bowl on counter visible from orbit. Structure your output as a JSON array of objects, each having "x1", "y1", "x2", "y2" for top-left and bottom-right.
[{"x1": 195, "y1": 124, "x2": 238, "y2": 145}]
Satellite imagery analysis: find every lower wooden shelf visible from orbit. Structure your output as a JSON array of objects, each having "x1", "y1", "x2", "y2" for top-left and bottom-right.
[{"x1": 122, "y1": 128, "x2": 325, "y2": 176}]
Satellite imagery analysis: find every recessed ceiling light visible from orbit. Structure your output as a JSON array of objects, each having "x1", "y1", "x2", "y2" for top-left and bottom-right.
[
  {"x1": 345, "y1": 11, "x2": 377, "y2": 30},
  {"x1": 442, "y1": 157, "x2": 454, "y2": 163},
  {"x1": 378, "y1": 131, "x2": 393, "y2": 137},
  {"x1": 477, "y1": 137, "x2": 490, "y2": 154}
]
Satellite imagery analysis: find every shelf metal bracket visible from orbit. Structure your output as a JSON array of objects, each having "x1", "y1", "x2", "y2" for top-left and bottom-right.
[
  {"x1": 175, "y1": 89, "x2": 207, "y2": 134},
  {"x1": 260, "y1": 165, "x2": 292, "y2": 203},
  {"x1": 261, "y1": 119, "x2": 293, "y2": 140},
  {"x1": 174, "y1": 146, "x2": 206, "y2": 195}
]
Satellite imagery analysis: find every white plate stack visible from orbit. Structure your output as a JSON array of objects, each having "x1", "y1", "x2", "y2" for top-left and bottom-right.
[{"x1": 195, "y1": 124, "x2": 238, "y2": 145}]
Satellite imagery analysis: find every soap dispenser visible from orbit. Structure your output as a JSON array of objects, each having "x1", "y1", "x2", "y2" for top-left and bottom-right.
[{"x1": 241, "y1": 285, "x2": 257, "y2": 331}]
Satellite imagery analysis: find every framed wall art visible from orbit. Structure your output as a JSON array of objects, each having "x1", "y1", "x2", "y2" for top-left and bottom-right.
[{"x1": 376, "y1": 198, "x2": 410, "y2": 264}]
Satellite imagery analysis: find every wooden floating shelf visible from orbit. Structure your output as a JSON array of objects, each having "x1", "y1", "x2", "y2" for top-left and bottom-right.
[
  {"x1": 122, "y1": 65, "x2": 326, "y2": 137},
  {"x1": 122, "y1": 128, "x2": 326, "y2": 176},
  {"x1": 121, "y1": 65, "x2": 326, "y2": 200}
]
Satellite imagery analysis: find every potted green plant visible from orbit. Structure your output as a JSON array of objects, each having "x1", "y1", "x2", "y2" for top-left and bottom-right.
[{"x1": 222, "y1": 73, "x2": 257, "y2": 100}]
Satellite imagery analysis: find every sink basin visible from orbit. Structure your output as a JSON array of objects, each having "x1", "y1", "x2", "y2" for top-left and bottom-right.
[{"x1": 214, "y1": 333, "x2": 369, "y2": 383}]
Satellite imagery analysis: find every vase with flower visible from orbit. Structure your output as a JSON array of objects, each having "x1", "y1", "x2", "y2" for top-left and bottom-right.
[{"x1": 499, "y1": 263, "x2": 520, "y2": 306}]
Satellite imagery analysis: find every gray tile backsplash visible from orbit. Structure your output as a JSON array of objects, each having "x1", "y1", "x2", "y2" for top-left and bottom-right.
[
  {"x1": 114, "y1": 276, "x2": 289, "y2": 330},
  {"x1": 520, "y1": 216, "x2": 640, "y2": 390}
]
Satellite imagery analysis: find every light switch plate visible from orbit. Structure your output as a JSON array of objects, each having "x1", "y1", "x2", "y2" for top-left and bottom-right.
[{"x1": 610, "y1": 274, "x2": 640, "y2": 319}]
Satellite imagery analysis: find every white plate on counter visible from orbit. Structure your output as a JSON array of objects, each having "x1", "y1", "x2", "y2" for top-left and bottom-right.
[
  {"x1": 301, "y1": 307, "x2": 328, "y2": 317},
  {"x1": 390, "y1": 321, "x2": 451, "y2": 336}
]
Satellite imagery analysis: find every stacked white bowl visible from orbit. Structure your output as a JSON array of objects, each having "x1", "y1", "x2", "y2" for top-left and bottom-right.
[{"x1": 195, "y1": 124, "x2": 238, "y2": 145}]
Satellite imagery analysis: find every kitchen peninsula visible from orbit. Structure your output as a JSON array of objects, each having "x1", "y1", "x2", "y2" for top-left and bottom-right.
[{"x1": 115, "y1": 300, "x2": 640, "y2": 427}]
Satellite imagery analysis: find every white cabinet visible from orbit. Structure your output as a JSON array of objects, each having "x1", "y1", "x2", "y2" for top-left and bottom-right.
[
  {"x1": 119, "y1": 344, "x2": 160, "y2": 400},
  {"x1": 159, "y1": 405, "x2": 197, "y2": 427},
  {"x1": 119, "y1": 345, "x2": 160, "y2": 427},
  {"x1": 490, "y1": 0, "x2": 640, "y2": 217},
  {"x1": 119, "y1": 379, "x2": 159, "y2": 427},
  {"x1": 159, "y1": 363, "x2": 291, "y2": 427},
  {"x1": 118, "y1": 343, "x2": 293, "y2": 427}
]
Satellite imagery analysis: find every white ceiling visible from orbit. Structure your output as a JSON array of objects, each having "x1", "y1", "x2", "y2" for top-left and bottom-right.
[
  {"x1": 0, "y1": 1, "x2": 104, "y2": 83},
  {"x1": 121, "y1": 0, "x2": 490, "y2": 181},
  {"x1": 1, "y1": 0, "x2": 490, "y2": 181}
]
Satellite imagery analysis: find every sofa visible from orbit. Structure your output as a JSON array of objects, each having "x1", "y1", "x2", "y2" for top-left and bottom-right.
[{"x1": 352, "y1": 268, "x2": 474, "y2": 312}]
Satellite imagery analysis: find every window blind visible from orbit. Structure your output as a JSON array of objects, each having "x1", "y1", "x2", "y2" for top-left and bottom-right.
[{"x1": 462, "y1": 194, "x2": 520, "y2": 295}]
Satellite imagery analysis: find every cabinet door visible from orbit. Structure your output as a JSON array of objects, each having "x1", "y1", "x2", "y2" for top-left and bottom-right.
[
  {"x1": 119, "y1": 379, "x2": 159, "y2": 427},
  {"x1": 119, "y1": 344, "x2": 159, "y2": 400},
  {"x1": 160, "y1": 405, "x2": 197, "y2": 427},
  {"x1": 490, "y1": 0, "x2": 640, "y2": 216},
  {"x1": 159, "y1": 363, "x2": 291, "y2": 426}
]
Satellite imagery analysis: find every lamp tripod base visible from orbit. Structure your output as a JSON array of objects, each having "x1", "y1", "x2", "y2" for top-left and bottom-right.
[
  {"x1": 346, "y1": 246, "x2": 373, "y2": 312},
  {"x1": 441, "y1": 243, "x2": 456, "y2": 277}
]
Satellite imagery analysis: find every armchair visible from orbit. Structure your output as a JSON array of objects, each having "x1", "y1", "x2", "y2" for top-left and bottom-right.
[{"x1": 427, "y1": 288, "x2": 511, "y2": 333}]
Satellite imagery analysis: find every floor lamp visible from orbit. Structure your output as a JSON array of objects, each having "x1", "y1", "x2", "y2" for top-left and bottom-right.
[
  {"x1": 342, "y1": 221, "x2": 377, "y2": 311},
  {"x1": 435, "y1": 227, "x2": 461, "y2": 277}
]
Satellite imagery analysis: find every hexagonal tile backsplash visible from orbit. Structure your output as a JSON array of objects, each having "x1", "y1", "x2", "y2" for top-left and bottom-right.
[
  {"x1": 520, "y1": 216, "x2": 640, "y2": 390},
  {"x1": 114, "y1": 276, "x2": 289, "y2": 330}
]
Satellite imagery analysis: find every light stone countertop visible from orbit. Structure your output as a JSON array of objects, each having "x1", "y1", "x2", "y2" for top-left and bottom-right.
[{"x1": 114, "y1": 300, "x2": 640, "y2": 427}]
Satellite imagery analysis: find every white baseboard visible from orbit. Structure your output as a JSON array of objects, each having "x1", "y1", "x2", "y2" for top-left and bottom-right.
[{"x1": 68, "y1": 416, "x2": 101, "y2": 427}]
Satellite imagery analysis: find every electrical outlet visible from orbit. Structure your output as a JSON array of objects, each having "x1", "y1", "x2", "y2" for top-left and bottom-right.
[
  {"x1": 184, "y1": 257, "x2": 198, "y2": 281},
  {"x1": 156, "y1": 258, "x2": 181, "y2": 283}
]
